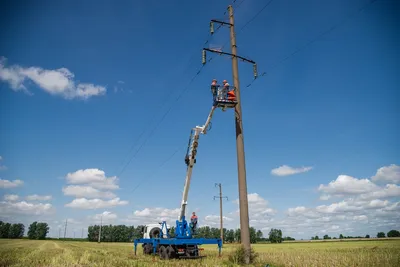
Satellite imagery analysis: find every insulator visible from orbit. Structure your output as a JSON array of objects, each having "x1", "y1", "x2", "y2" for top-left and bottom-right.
[
  {"x1": 253, "y1": 63, "x2": 258, "y2": 79},
  {"x1": 202, "y1": 50, "x2": 206, "y2": 65},
  {"x1": 210, "y1": 22, "x2": 214, "y2": 35}
]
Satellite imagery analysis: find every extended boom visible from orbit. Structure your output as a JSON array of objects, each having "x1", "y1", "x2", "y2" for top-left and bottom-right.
[{"x1": 180, "y1": 105, "x2": 216, "y2": 222}]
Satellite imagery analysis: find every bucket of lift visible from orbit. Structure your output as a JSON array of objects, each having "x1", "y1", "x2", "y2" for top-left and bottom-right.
[{"x1": 213, "y1": 86, "x2": 238, "y2": 110}]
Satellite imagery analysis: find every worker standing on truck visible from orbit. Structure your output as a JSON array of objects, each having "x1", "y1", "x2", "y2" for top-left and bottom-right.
[{"x1": 190, "y1": 212, "x2": 198, "y2": 233}]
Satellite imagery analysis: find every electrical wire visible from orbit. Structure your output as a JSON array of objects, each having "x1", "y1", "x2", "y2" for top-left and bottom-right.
[
  {"x1": 238, "y1": 0, "x2": 275, "y2": 34},
  {"x1": 115, "y1": 32, "x2": 219, "y2": 178},
  {"x1": 128, "y1": 147, "x2": 181, "y2": 194},
  {"x1": 123, "y1": 0, "x2": 380, "y2": 194},
  {"x1": 118, "y1": 1, "x2": 250, "y2": 189},
  {"x1": 222, "y1": 0, "x2": 275, "y2": 50},
  {"x1": 244, "y1": 0, "x2": 379, "y2": 88}
]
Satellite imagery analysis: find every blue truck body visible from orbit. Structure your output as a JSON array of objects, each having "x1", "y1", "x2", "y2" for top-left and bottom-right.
[{"x1": 133, "y1": 219, "x2": 222, "y2": 259}]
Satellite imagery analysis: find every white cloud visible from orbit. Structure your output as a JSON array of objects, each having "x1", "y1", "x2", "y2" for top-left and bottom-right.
[
  {"x1": 318, "y1": 175, "x2": 380, "y2": 197},
  {"x1": 383, "y1": 202, "x2": 400, "y2": 212},
  {"x1": 89, "y1": 211, "x2": 118, "y2": 224},
  {"x1": 371, "y1": 164, "x2": 400, "y2": 184},
  {"x1": 65, "y1": 169, "x2": 119, "y2": 190},
  {"x1": 26, "y1": 194, "x2": 52, "y2": 201},
  {"x1": 63, "y1": 168, "x2": 129, "y2": 210},
  {"x1": 66, "y1": 218, "x2": 82, "y2": 225},
  {"x1": 203, "y1": 215, "x2": 234, "y2": 227},
  {"x1": 0, "y1": 178, "x2": 23, "y2": 188},
  {"x1": 274, "y1": 164, "x2": 400, "y2": 238},
  {"x1": 62, "y1": 185, "x2": 116, "y2": 199},
  {"x1": 0, "y1": 57, "x2": 106, "y2": 100},
  {"x1": 0, "y1": 200, "x2": 54, "y2": 215},
  {"x1": 271, "y1": 165, "x2": 313, "y2": 176},
  {"x1": 353, "y1": 215, "x2": 368, "y2": 221},
  {"x1": 232, "y1": 193, "x2": 277, "y2": 229},
  {"x1": 358, "y1": 184, "x2": 400, "y2": 201},
  {"x1": 0, "y1": 156, "x2": 7, "y2": 171},
  {"x1": 122, "y1": 207, "x2": 180, "y2": 226},
  {"x1": 318, "y1": 171, "x2": 400, "y2": 201},
  {"x1": 4, "y1": 194, "x2": 19, "y2": 201},
  {"x1": 65, "y1": 197, "x2": 128, "y2": 209}
]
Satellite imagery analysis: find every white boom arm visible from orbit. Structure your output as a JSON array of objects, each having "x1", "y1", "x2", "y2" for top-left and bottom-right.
[{"x1": 179, "y1": 105, "x2": 216, "y2": 221}]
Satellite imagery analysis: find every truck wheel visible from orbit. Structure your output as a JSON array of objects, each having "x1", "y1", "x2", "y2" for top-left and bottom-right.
[
  {"x1": 159, "y1": 245, "x2": 167, "y2": 259},
  {"x1": 166, "y1": 246, "x2": 176, "y2": 259},
  {"x1": 149, "y1": 227, "x2": 161, "y2": 238},
  {"x1": 143, "y1": 243, "x2": 152, "y2": 254}
]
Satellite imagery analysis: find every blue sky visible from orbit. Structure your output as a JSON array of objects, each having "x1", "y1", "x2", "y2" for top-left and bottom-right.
[{"x1": 0, "y1": 0, "x2": 399, "y2": 240}]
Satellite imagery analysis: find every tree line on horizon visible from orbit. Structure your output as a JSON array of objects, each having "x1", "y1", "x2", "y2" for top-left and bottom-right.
[
  {"x1": 0, "y1": 221, "x2": 49, "y2": 240},
  {"x1": 1, "y1": 220, "x2": 399, "y2": 242},
  {"x1": 311, "y1": 230, "x2": 400, "y2": 240},
  {"x1": 86, "y1": 224, "x2": 294, "y2": 243}
]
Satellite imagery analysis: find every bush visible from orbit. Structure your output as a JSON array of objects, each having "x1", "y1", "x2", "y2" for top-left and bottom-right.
[{"x1": 228, "y1": 244, "x2": 258, "y2": 265}]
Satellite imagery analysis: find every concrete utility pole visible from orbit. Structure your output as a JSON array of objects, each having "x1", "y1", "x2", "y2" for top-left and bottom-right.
[
  {"x1": 214, "y1": 183, "x2": 228, "y2": 244},
  {"x1": 204, "y1": 5, "x2": 257, "y2": 264},
  {"x1": 228, "y1": 5, "x2": 251, "y2": 263},
  {"x1": 98, "y1": 214, "x2": 103, "y2": 243}
]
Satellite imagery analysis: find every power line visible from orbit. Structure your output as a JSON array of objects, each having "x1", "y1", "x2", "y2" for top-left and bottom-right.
[
  {"x1": 128, "y1": 147, "x2": 181, "y2": 194},
  {"x1": 244, "y1": 0, "x2": 378, "y2": 88},
  {"x1": 238, "y1": 0, "x2": 275, "y2": 33},
  {"x1": 213, "y1": 0, "x2": 275, "y2": 64},
  {"x1": 116, "y1": 2, "x2": 250, "y2": 183},
  {"x1": 115, "y1": 27, "x2": 223, "y2": 178}
]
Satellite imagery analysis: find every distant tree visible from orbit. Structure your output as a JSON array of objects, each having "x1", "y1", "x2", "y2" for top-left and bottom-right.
[
  {"x1": 269, "y1": 228, "x2": 283, "y2": 243},
  {"x1": 28, "y1": 222, "x2": 37, "y2": 239},
  {"x1": 0, "y1": 222, "x2": 24, "y2": 239},
  {"x1": 365, "y1": 234, "x2": 370, "y2": 238},
  {"x1": 256, "y1": 230, "x2": 263, "y2": 242},
  {"x1": 234, "y1": 228, "x2": 241, "y2": 242},
  {"x1": 27, "y1": 222, "x2": 48, "y2": 239},
  {"x1": 9, "y1": 223, "x2": 24, "y2": 238},
  {"x1": 333, "y1": 237, "x2": 337, "y2": 239},
  {"x1": 377, "y1": 232, "x2": 385, "y2": 238},
  {"x1": 314, "y1": 235, "x2": 319, "y2": 240},
  {"x1": 283, "y1": 236, "x2": 295, "y2": 241},
  {"x1": 168, "y1": 226, "x2": 175, "y2": 238},
  {"x1": 249, "y1": 227, "x2": 257, "y2": 243},
  {"x1": 0, "y1": 221, "x2": 10, "y2": 238},
  {"x1": 387, "y1": 230, "x2": 400, "y2": 237},
  {"x1": 35, "y1": 222, "x2": 49, "y2": 239},
  {"x1": 339, "y1": 234, "x2": 344, "y2": 239},
  {"x1": 323, "y1": 235, "x2": 331, "y2": 240},
  {"x1": 225, "y1": 229, "x2": 235, "y2": 243}
]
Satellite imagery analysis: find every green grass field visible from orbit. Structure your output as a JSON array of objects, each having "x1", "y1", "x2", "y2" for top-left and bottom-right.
[{"x1": 0, "y1": 239, "x2": 399, "y2": 267}]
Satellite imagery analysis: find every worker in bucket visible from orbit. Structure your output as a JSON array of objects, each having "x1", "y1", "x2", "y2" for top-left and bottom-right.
[
  {"x1": 227, "y1": 88, "x2": 236, "y2": 101},
  {"x1": 218, "y1": 79, "x2": 229, "y2": 100},
  {"x1": 190, "y1": 212, "x2": 198, "y2": 233},
  {"x1": 210, "y1": 79, "x2": 218, "y2": 100}
]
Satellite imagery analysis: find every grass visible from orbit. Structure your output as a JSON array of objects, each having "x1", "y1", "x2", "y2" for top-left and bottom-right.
[{"x1": 0, "y1": 239, "x2": 399, "y2": 267}]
